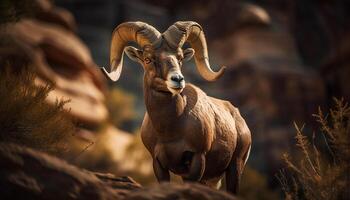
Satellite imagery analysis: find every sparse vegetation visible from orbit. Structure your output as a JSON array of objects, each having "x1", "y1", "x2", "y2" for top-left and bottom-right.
[
  {"x1": 277, "y1": 98, "x2": 350, "y2": 200},
  {"x1": 0, "y1": 66, "x2": 76, "y2": 154}
]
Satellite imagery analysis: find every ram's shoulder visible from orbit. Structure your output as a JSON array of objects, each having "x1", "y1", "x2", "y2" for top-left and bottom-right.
[{"x1": 184, "y1": 83, "x2": 207, "y2": 97}]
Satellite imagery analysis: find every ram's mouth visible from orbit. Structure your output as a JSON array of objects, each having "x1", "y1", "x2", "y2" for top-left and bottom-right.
[
  {"x1": 170, "y1": 86, "x2": 183, "y2": 90},
  {"x1": 166, "y1": 81, "x2": 185, "y2": 95},
  {"x1": 151, "y1": 77, "x2": 184, "y2": 95},
  {"x1": 153, "y1": 87, "x2": 183, "y2": 96},
  {"x1": 154, "y1": 89, "x2": 172, "y2": 95},
  {"x1": 168, "y1": 87, "x2": 184, "y2": 94}
]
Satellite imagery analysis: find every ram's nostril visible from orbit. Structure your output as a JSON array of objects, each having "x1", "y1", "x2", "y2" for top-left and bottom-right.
[
  {"x1": 170, "y1": 76, "x2": 178, "y2": 82},
  {"x1": 171, "y1": 75, "x2": 184, "y2": 83}
]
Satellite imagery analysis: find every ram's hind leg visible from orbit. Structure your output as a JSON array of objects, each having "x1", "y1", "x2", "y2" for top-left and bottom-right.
[
  {"x1": 226, "y1": 144, "x2": 251, "y2": 194},
  {"x1": 225, "y1": 158, "x2": 243, "y2": 194},
  {"x1": 225, "y1": 105, "x2": 252, "y2": 194}
]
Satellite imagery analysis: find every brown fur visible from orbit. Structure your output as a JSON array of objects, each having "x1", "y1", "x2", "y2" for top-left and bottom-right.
[
  {"x1": 104, "y1": 22, "x2": 252, "y2": 194},
  {"x1": 138, "y1": 43, "x2": 252, "y2": 193}
]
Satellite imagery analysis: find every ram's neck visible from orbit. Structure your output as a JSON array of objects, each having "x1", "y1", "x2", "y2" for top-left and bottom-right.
[{"x1": 143, "y1": 81, "x2": 186, "y2": 135}]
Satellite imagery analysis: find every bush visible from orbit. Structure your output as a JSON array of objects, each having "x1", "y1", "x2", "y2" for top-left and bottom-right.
[
  {"x1": 277, "y1": 98, "x2": 350, "y2": 200},
  {"x1": 0, "y1": 67, "x2": 76, "y2": 154}
]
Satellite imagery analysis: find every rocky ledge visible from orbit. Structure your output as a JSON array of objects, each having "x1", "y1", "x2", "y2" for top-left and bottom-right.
[{"x1": 0, "y1": 143, "x2": 237, "y2": 200}]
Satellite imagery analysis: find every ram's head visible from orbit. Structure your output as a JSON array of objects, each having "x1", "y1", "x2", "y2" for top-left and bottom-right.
[{"x1": 102, "y1": 21, "x2": 225, "y2": 95}]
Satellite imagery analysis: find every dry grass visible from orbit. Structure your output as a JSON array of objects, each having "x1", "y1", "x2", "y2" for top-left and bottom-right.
[
  {"x1": 277, "y1": 98, "x2": 350, "y2": 200},
  {"x1": 0, "y1": 67, "x2": 76, "y2": 154}
]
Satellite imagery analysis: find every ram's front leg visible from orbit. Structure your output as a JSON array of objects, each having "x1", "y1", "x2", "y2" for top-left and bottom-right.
[
  {"x1": 153, "y1": 157, "x2": 170, "y2": 182},
  {"x1": 183, "y1": 152, "x2": 205, "y2": 182}
]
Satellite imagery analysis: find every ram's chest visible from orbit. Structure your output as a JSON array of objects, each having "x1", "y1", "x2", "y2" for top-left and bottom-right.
[
  {"x1": 180, "y1": 105, "x2": 217, "y2": 150},
  {"x1": 154, "y1": 139, "x2": 194, "y2": 175}
]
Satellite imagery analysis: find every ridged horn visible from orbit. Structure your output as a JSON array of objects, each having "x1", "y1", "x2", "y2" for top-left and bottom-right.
[
  {"x1": 163, "y1": 21, "x2": 225, "y2": 81},
  {"x1": 101, "y1": 22, "x2": 161, "y2": 81}
]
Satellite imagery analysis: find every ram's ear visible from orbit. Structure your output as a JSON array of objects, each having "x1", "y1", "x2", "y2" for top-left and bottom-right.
[
  {"x1": 125, "y1": 46, "x2": 143, "y2": 62},
  {"x1": 183, "y1": 48, "x2": 195, "y2": 62}
]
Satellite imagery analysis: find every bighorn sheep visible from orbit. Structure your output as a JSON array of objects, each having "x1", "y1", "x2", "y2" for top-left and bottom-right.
[{"x1": 102, "y1": 21, "x2": 251, "y2": 194}]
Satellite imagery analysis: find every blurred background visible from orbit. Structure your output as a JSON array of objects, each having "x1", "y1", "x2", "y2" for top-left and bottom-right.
[{"x1": 1, "y1": 0, "x2": 349, "y2": 199}]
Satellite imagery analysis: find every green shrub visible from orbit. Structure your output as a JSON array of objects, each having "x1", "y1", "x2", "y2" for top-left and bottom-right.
[
  {"x1": 0, "y1": 67, "x2": 76, "y2": 154},
  {"x1": 277, "y1": 98, "x2": 350, "y2": 200}
]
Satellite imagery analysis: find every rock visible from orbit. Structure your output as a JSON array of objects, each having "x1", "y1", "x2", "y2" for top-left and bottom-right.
[
  {"x1": 94, "y1": 173, "x2": 141, "y2": 191},
  {"x1": 1, "y1": 0, "x2": 108, "y2": 126},
  {"x1": 0, "y1": 142, "x2": 238, "y2": 200},
  {"x1": 124, "y1": 182, "x2": 237, "y2": 200},
  {"x1": 0, "y1": 142, "x2": 139, "y2": 200},
  {"x1": 34, "y1": 0, "x2": 77, "y2": 31}
]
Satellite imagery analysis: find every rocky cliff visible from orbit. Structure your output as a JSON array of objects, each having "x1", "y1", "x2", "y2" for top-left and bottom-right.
[{"x1": 1, "y1": 0, "x2": 108, "y2": 127}]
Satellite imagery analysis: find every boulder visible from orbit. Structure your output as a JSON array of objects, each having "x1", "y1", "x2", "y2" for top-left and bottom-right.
[
  {"x1": 0, "y1": 143, "x2": 237, "y2": 200},
  {"x1": 34, "y1": 0, "x2": 77, "y2": 32},
  {"x1": 124, "y1": 182, "x2": 237, "y2": 200},
  {"x1": 0, "y1": 142, "x2": 139, "y2": 200},
  {"x1": 1, "y1": 0, "x2": 108, "y2": 126}
]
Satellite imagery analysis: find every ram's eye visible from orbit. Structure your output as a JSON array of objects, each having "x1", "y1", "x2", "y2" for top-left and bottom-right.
[
  {"x1": 177, "y1": 56, "x2": 183, "y2": 63},
  {"x1": 144, "y1": 58, "x2": 152, "y2": 64}
]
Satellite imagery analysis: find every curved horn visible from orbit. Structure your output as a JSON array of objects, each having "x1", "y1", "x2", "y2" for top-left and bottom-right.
[
  {"x1": 102, "y1": 22, "x2": 161, "y2": 81},
  {"x1": 163, "y1": 21, "x2": 225, "y2": 81}
]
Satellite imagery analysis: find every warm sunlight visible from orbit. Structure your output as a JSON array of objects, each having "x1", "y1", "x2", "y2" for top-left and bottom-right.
[{"x1": 0, "y1": 0, "x2": 349, "y2": 200}]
